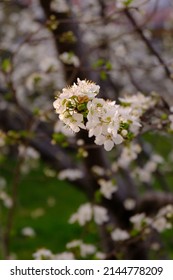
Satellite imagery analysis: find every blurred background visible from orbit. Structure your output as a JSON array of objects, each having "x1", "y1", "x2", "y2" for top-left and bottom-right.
[{"x1": 1, "y1": 0, "x2": 173, "y2": 260}]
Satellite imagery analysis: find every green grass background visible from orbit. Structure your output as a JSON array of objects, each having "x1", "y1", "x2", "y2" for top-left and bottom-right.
[
  {"x1": 0, "y1": 160, "x2": 87, "y2": 259},
  {"x1": 1, "y1": 132, "x2": 173, "y2": 259}
]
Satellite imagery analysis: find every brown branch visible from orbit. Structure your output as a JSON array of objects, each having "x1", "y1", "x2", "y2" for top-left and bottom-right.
[
  {"x1": 124, "y1": 8, "x2": 172, "y2": 80},
  {"x1": 137, "y1": 192, "x2": 173, "y2": 215}
]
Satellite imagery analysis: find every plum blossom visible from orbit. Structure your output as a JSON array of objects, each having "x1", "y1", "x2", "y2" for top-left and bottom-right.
[
  {"x1": 98, "y1": 179, "x2": 118, "y2": 199},
  {"x1": 93, "y1": 205, "x2": 109, "y2": 225},
  {"x1": 53, "y1": 79, "x2": 157, "y2": 151},
  {"x1": 111, "y1": 228, "x2": 130, "y2": 241},
  {"x1": 123, "y1": 198, "x2": 136, "y2": 210},
  {"x1": 33, "y1": 248, "x2": 54, "y2": 260},
  {"x1": 86, "y1": 98, "x2": 124, "y2": 151},
  {"x1": 130, "y1": 213, "x2": 149, "y2": 230},
  {"x1": 152, "y1": 204, "x2": 173, "y2": 232},
  {"x1": 119, "y1": 92, "x2": 157, "y2": 117},
  {"x1": 152, "y1": 217, "x2": 172, "y2": 233},
  {"x1": 118, "y1": 142, "x2": 142, "y2": 168},
  {"x1": 69, "y1": 203, "x2": 92, "y2": 226},
  {"x1": 0, "y1": 191, "x2": 13, "y2": 208},
  {"x1": 132, "y1": 153, "x2": 164, "y2": 183},
  {"x1": 59, "y1": 52, "x2": 80, "y2": 67},
  {"x1": 21, "y1": 227, "x2": 36, "y2": 237},
  {"x1": 66, "y1": 240, "x2": 96, "y2": 257},
  {"x1": 53, "y1": 78, "x2": 100, "y2": 133},
  {"x1": 0, "y1": 177, "x2": 6, "y2": 189},
  {"x1": 69, "y1": 203, "x2": 109, "y2": 226},
  {"x1": 169, "y1": 114, "x2": 173, "y2": 130},
  {"x1": 58, "y1": 168, "x2": 84, "y2": 181},
  {"x1": 54, "y1": 252, "x2": 75, "y2": 260}
]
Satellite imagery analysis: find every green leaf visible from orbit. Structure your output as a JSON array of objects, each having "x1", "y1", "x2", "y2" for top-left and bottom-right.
[
  {"x1": 1, "y1": 58, "x2": 12, "y2": 73},
  {"x1": 124, "y1": 0, "x2": 134, "y2": 6},
  {"x1": 52, "y1": 132, "x2": 66, "y2": 143},
  {"x1": 100, "y1": 71, "x2": 107, "y2": 80},
  {"x1": 94, "y1": 190, "x2": 102, "y2": 203},
  {"x1": 105, "y1": 61, "x2": 112, "y2": 70},
  {"x1": 92, "y1": 58, "x2": 104, "y2": 69},
  {"x1": 161, "y1": 113, "x2": 168, "y2": 120}
]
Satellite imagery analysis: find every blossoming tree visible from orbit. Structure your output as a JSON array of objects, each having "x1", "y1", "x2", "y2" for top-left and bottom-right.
[{"x1": 1, "y1": 0, "x2": 173, "y2": 260}]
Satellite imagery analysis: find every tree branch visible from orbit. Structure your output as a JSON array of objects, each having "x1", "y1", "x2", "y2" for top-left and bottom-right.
[{"x1": 124, "y1": 8, "x2": 172, "y2": 80}]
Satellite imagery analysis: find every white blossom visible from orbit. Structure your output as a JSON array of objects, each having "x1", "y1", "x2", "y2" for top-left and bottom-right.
[
  {"x1": 95, "y1": 251, "x2": 106, "y2": 260},
  {"x1": 93, "y1": 205, "x2": 109, "y2": 225},
  {"x1": 39, "y1": 56, "x2": 59, "y2": 72},
  {"x1": 118, "y1": 142, "x2": 141, "y2": 168},
  {"x1": 86, "y1": 98, "x2": 124, "y2": 151},
  {"x1": 53, "y1": 79, "x2": 157, "y2": 151},
  {"x1": 21, "y1": 227, "x2": 36, "y2": 237},
  {"x1": 152, "y1": 204, "x2": 173, "y2": 232},
  {"x1": 98, "y1": 179, "x2": 117, "y2": 199},
  {"x1": 157, "y1": 204, "x2": 173, "y2": 218},
  {"x1": 91, "y1": 165, "x2": 105, "y2": 176},
  {"x1": 53, "y1": 78, "x2": 99, "y2": 133},
  {"x1": 119, "y1": 92, "x2": 156, "y2": 117},
  {"x1": 58, "y1": 168, "x2": 84, "y2": 181},
  {"x1": 111, "y1": 228, "x2": 130, "y2": 241},
  {"x1": 54, "y1": 120, "x2": 74, "y2": 137},
  {"x1": 69, "y1": 203, "x2": 109, "y2": 226},
  {"x1": 152, "y1": 217, "x2": 172, "y2": 232},
  {"x1": 0, "y1": 191, "x2": 13, "y2": 208},
  {"x1": 123, "y1": 198, "x2": 136, "y2": 210},
  {"x1": 18, "y1": 145, "x2": 40, "y2": 160},
  {"x1": 0, "y1": 177, "x2": 6, "y2": 189},
  {"x1": 69, "y1": 203, "x2": 92, "y2": 226},
  {"x1": 33, "y1": 248, "x2": 54, "y2": 260},
  {"x1": 66, "y1": 239, "x2": 96, "y2": 258},
  {"x1": 51, "y1": 0, "x2": 69, "y2": 13},
  {"x1": 169, "y1": 114, "x2": 173, "y2": 130},
  {"x1": 66, "y1": 239, "x2": 82, "y2": 249},
  {"x1": 59, "y1": 52, "x2": 80, "y2": 67},
  {"x1": 80, "y1": 243, "x2": 96, "y2": 257},
  {"x1": 54, "y1": 252, "x2": 75, "y2": 260},
  {"x1": 132, "y1": 153, "x2": 163, "y2": 183},
  {"x1": 130, "y1": 213, "x2": 148, "y2": 230}
]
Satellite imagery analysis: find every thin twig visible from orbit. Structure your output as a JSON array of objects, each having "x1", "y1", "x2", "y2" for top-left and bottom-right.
[{"x1": 124, "y1": 8, "x2": 172, "y2": 80}]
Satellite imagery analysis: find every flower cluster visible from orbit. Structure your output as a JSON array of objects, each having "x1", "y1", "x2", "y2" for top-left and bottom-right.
[
  {"x1": 66, "y1": 240, "x2": 96, "y2": 258},
  {"x1": 130, "y1": 204, "x2": 173, "y2": 233},
  {"x1": 53, "y1": 79, "x2": 157, "y2": 151},
  {"x1": 117, "y1": 142, "x2": 142, "y2": 168},
  {"x1": 53, "y1": 78, "x2": 100, "y2": 132},
  {"x1": 69, "y1": 202, "x2": 109, "y2": 226},
  {"x1": 132, "y1": 154, "x2": 164, "y2": 183},
  {"x1": 86, "y1": 98, "x2": 125, "y2": 151},
  {"x1": 66, "y1": 239, "x2": 105, "y2": 259}
]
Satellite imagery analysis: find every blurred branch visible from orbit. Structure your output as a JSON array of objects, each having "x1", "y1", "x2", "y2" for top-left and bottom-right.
[
  {"x1": 124, "y1": 8, "x2": 172, "y2": 81},
  {"x1": 137, "y1": 192, "x2": 173, "y2": 215},
  {"x1": 3, "y1": 156, "x2": 23, "y2": 259}
]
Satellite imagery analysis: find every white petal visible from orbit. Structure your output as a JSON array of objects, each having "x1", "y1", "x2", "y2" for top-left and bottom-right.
[
  {"x1": 114, "y1": 134, "x2": 123, "y2": 145},
  {"x1": 104, "y1": 140, "x2": 114, "y2": 151}
]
